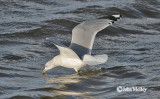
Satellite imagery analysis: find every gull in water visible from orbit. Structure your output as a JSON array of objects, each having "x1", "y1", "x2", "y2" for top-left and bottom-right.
[{"x1": 42, "y1": 14, "x2": 121, "y2": 74}]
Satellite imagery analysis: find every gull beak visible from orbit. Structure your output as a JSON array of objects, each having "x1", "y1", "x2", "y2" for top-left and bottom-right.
[{"x1": 42, "y1": 69, "x2": 46, "y2": 74}]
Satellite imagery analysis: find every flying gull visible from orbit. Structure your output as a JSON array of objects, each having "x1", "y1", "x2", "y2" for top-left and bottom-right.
[{"x1": 42, "y1": 14, "x2": 121, "y2": 74}]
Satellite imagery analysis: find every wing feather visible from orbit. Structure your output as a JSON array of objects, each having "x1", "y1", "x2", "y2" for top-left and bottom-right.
[
  {"x1": 69, "y1": 14, "x2": 121, "y2": 58},
  {"x1": 46, "y1": 37, "x2": 80, "y2": 59}
]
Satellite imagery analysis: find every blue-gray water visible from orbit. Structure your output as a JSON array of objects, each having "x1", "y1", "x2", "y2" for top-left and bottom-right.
[{"x1": 0, "y1": 0, "x2": 160, "y2": 99}]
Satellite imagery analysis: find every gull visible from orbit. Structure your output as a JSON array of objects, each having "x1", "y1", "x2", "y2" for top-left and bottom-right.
[{"x1": 42, "y1": 14, "x2": 121, "y2": 74}]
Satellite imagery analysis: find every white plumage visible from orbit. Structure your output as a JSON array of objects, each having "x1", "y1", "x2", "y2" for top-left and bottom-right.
[{"x1": 42, "y1": 14, "x2": 121, "y2": 74}]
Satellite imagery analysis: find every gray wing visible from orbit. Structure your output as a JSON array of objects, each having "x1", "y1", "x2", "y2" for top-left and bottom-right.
[{"x1": 69, "y1": 14, "x2": 121, "y2": 58}]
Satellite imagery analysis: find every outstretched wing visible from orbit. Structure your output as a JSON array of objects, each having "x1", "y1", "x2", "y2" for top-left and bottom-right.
[
  {"x1": 46, "y1": 37, "x2": 80, "y2": 59},
  {"x1": 69, "y1": 14, "x2": 121, "y2": 58}
]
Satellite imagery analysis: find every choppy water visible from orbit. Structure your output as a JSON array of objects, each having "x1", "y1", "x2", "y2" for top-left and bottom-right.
[{"x1": 0, "y1": 0, "x2": 160, "y2": 99}]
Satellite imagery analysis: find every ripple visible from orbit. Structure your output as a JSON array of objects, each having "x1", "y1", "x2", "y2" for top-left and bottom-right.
[
  {"x1": 2, "y1": 54, "x2": 24, "y2": 61},
  {"x1": 0, "y1": 72, "x2": 34, "y2": 78},
  {"x1": 28, "y1": 87, "x2": 63, "y2": 92},
  {"x1": 0, "y1": 0, "x2": 159, "y2": 98},
  {"x1": 0, "y1": 40, "x2": 27, "y2": 45},
  {"x1": 133, "y1": 3, "x2": 160, "y2": 18},
  {"x1": 0, "y1": 66, "x2": 24, "y2": 71},
  {"x1": 0, "y1": 73, "x2": 13, "y2": 77},
  {"x1": 150, "y1": 77, "x2": 160, "y2": 81},
  {"x1": 149, "y1": 86, "x2": 160, "y2": 91},
  {"x1": 135, "y1": 48, "x2": 150, "y2": 51},
  {"x1": 78, "y1": 68, "x2": 107, "y2": 76},
  {"x1": 10, "y1": 96, "x2": 34, "y2": 99},
  {"x1": 101, "y1": 66, "x2": 146, "y2": 79}
]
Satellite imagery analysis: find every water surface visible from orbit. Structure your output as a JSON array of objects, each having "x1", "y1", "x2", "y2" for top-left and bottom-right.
[{"x1": 0, "y1": 0, "x2": 160, "y2": 98}]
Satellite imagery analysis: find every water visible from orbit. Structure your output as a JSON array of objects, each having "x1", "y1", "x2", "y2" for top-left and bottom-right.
[{"x1": 0, "y1": 0, "x2": 160, "y2": 98}]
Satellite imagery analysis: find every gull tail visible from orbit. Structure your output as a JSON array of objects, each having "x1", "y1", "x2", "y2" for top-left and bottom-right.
[{"x1": 83, "y1": 54, "x2": 108, "y2": 66}]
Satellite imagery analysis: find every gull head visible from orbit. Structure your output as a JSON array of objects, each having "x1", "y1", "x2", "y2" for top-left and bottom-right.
[{"x1": 42, "y1": 57, "x2": 58, "y2": 74}]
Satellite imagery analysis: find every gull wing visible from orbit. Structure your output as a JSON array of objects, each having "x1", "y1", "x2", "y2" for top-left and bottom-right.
[
  {"x1": 69, "y1": 14, "x2": 121, "y2": 58},
  {"x1": 46, "y1": 37, "x2": 80, "y2": 59}
]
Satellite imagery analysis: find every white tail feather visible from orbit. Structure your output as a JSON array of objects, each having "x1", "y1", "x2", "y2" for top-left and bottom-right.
[{"x1": 83, "y1": 54, "x2": 108, "y2": 66}]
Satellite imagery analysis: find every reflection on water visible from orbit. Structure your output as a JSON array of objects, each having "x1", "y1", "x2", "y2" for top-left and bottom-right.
[
  {"x1": 43, "y1": 73, "x2": 90, "y2": 97},
  {"x1": 0, "y1": 0, "x2": 160, "y2": 98}
]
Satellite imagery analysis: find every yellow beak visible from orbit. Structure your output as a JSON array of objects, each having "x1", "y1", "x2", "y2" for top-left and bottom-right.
[{"x1": 42, "y1": 69, "x2": 46, "y2": 74}]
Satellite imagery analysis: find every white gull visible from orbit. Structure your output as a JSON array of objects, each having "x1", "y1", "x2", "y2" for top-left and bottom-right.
[{"x1": 42, "y1": 14, "x2": 121, "y2": 73}]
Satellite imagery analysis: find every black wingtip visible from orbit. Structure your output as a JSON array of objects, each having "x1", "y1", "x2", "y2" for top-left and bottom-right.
[
  {"x1": 98, "y1": 14, "x2": 122, "y2": 22},
  {"x1": 108, "y1": 14, "x2": 122, "y2": 21}
]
